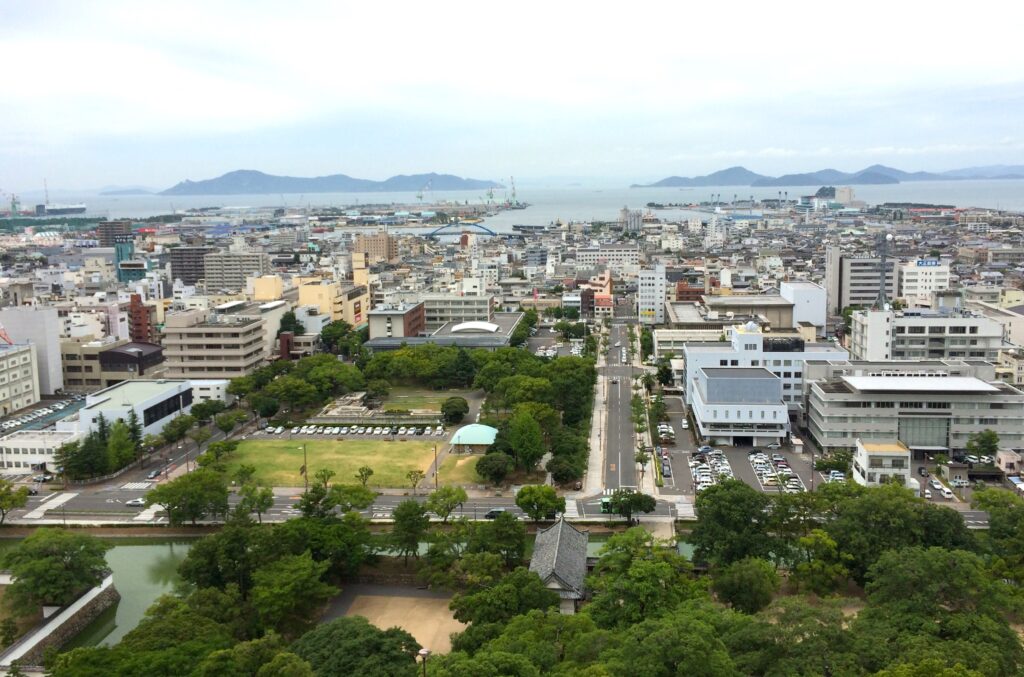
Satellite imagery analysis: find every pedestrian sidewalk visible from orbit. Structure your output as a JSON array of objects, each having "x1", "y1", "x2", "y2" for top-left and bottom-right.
[{"x1": 577, "y1": 335, "x2": 608, "y2": 499}]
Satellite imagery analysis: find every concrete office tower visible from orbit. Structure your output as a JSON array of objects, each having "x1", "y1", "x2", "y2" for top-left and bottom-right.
[
  {"x1": 637, "y1": 265, "x2": 667, "y2": 324},
  {"x1": 162, "y1": 309, "x2": 265, "y2": 379},
  {"x1": 96, "y1": 220, "x2": 132, "y2": 247},
  {"x1": 899, "y1": 259, "x2": 951, "y2": 307},
  {"x1": 353, "y1": 231, "x2": 397, "y2": 264},
  {"x1": 203, "y1": 251, "x2": 272, "y2": 292},
  {"x1": 849, "y1": 307, "x2": 1005, "y2": 362},
  {"x1": 825, "y1": 246, "x2": 897, "y2": 315},
  {"x1": 169, "y1": 246, "x2": 216, "y2": 285},
  {"x1": 0, "y1": 306, "x2": 63, "y2": 394}
]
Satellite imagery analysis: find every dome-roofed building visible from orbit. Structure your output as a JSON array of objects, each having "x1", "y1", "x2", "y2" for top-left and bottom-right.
[{"x1": 449, "y1": 423, "x2": 498, "y2": 454}]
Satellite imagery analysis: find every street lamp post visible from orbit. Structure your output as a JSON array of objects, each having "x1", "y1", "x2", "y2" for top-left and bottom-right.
[
  {"x1": 418, "y1": 648, "x2": 431, "y2": 677},
  {"x1": 433, "y1": 444, "x2": 438, "y2": 490},
  {"x1": 298, "y1": 444, "x2": 308, "y2": 493}
]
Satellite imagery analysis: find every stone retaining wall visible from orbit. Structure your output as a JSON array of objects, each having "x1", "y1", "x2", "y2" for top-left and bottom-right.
[{"x1": 4, "y1": 580, "x2": 120, "y2": 669}]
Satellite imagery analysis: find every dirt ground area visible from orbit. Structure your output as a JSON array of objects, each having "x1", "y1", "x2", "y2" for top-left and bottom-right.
[
  {"x1": 324, "y1": 583, "x2": 465, "y2": 653},
  {"x1": 347, "y1": 593, "x2": 465, "y2": 653}
]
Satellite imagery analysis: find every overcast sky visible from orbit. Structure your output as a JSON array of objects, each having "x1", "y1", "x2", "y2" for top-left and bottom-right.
[{"x1": 2, "y1": 1, "x2": 1023, "y2": 192}]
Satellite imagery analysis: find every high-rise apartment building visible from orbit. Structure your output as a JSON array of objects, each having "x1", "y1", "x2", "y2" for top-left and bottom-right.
[
  {"x1": 169, "y1": 246, "x2": 216, "y2": 285},
  {"x1": 203, "y1": 251, "x2": 272, "y2": 292},
  {"x1": 128, "y1": 293, "x2": 158, "y2": 343},
  {"x1": 0, "y1": 342, "x2": 40, "y2": 416}
]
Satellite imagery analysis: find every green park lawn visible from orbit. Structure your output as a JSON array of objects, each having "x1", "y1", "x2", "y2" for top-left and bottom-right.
[
  {"x1": 226, "y1": 438, "x2": 437, "y2": 488},
  {"x1": 438, "y1": 454, "x2": 485, "y2": 485},
  {"x1": 383, "y1": 387, "x2": 476, "y2": 412}
]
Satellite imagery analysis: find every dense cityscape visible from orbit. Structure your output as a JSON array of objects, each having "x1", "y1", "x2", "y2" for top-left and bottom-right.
[
  {"x1": 4, "y1": 1, "x2": 1024, "y2": 675},
  {"x1": 0, "y1": 188, "x2": 1020, "y2": 674}
]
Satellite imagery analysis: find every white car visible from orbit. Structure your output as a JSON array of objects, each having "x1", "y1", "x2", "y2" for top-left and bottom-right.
[
  {"x1": 765, "y1": 442, "x2": 782, "y2": 449},
  {"x1": 924, "y1": 489, "x2": 933, "y2": 499}
]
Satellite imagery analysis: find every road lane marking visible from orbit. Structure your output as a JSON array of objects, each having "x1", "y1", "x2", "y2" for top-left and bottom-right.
[
  {"x1": 134, "y1": 504, "x2": 163, "y2": 521},
  {"x1": 25, "y1": 492, "x2": 78, "y2": 519}
]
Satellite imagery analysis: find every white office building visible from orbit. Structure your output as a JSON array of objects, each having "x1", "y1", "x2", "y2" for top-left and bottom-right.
[
  {"x1": 0, "y1": 429, "x2": 83, "y2": 472},
  {"x1": 637, "y1": 265, "x2": 667, "y2": 325},
  {"x1": 899, "y1": 259, "x2": 951, "y2": 308},
  {"x1": 849, "y1": 307, "x2": 1005, "y2": 362},
  {"x1": 780, "y1": 281, "x2": 827, "y2": 331},
  {"x1": 803, "y1": 359, "x2": 1024, "y2": 456},
  {"x1": 57, "y1": 379, "x2": 194, "y2": 438},
  {"x1": 682, "y1": 321, "x2": 848, "y2": 412},
  {"x1": 851, "y1": 439, "x2": 912, "y2": 488},
  {"x1": 690, "y1": 367, "x2": 789, "y2": 446}
]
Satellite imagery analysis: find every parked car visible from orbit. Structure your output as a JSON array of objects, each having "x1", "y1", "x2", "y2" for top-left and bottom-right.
[
  {"x1": 930, "y1": 479, "x2": 943, "y2": 491},
  {"x1": 765, "y1": 442, "x2": 782, "y2": 449},
  {"x1": 941, "y1": 487, "x2": 954, "y2": 500},
  {"x1": 965, "y1": 455, "x2": 980, "y2": 464},
  {"x1": 924, "y1": 489, "x2": 932, "y2": 499},
  {"x1": 950, "y1": 478, "x2": 970, "y2": 488},
  {"x1": 917, "y1": 466, "x2": 929, "y2": 477},
  {"x1": 32, "y1": 474, "x2": 53, "y2": 483}
]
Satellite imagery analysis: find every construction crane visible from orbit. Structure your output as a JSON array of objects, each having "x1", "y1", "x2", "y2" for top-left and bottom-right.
[{"x1": 416, "y1": 179, "x2": 432, "y2": 204}]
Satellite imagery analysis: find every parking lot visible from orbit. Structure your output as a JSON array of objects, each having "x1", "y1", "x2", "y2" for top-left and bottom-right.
[
  {"x1": 1, "y1": 395, "x2": 86, "y2": 434},
  {"x1": 254, "y1": 424, "x2": 448, "y2": 439}
]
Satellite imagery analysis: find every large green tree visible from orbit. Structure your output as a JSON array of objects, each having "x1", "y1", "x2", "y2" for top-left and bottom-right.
[
  {"x1": 441, "y1": 396, "x2": 470, "y2": 424},
  {"x1": 450, "y1": 567, "x2": 559, "y2": 626},
  {"x1": 251, "y1": 552, "x2": 338, "y2": 637},
  {"x1": 608, "y1": 489, "x2": 657, "y2": 526},
  {"x1": 391, "y1": 499, "x2": 430, "y2": 566},
  {"x1": 476, "y1": 452, "x2": 514, "y2": 486},
  {"x1": 711, "y1": 557, "x2": 779, "y2": 614},
  {"x1": 508, "y1": 410, "x2": 545, "y2": 470},
  {"x1": 514, "y1": 485, "x2": 565, "y2": 523},
  {"x1": 2, "y1": 529, "x2": 110, "y2": 614},
  {"x1": 426, "y1": 486, "x2": 468, "y2": 524},
  {"x1": 0, "y1": 479, "x2": 30, "y2": 525},
  {"x1": 691, "y1": 479, "x2": 775, "y2": 567},
  {"x1": 291, "y1": 616, "x2": 420, "y2": 677},
  {"x1": 145, "y1": 468, "x2": 229, "y2": 525}
]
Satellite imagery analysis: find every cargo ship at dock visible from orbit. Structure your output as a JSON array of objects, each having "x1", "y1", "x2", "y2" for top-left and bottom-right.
[{"x1": 35, "y1": 203, "x2": 87, "y2": 216}]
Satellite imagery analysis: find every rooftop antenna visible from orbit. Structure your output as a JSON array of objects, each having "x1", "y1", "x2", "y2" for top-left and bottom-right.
[{"x1": 874, "y1": 230, "x2": 894, "y2": 310}]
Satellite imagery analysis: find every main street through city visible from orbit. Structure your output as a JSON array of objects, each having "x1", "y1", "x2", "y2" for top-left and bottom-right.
[{"x1": 603, "y1": 324, "x2": 637, "y2": 492}]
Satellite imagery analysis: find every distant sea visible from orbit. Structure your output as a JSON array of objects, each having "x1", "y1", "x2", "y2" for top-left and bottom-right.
[{"x1": 38, "y1": 179, "x2": 1024, "y2": 233}]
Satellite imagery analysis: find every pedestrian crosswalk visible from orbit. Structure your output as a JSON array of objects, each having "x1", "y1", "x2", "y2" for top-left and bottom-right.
[
  {"x1": 564, "y1": 501, "x2": 579, "y2": 518},
  {"x1": 602, "y1": 486, "x2": 636, "y2": 495},
  {"x1": 121, "y1": 482, "x2": 152, "y2": 490},
  {"x1": 674, "y1": 501, "x2": 695, "y2": 519}
]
